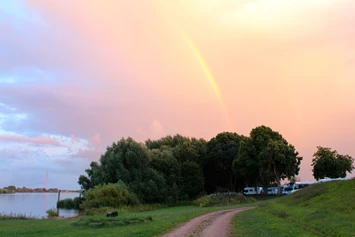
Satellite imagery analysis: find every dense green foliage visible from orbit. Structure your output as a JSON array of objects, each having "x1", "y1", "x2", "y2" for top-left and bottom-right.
[
  {"x1": 78, "y1": 126, "x2": 303, "y2": 204},
  {"x1": 81, "y1": 182, "x2": 139, "y2": 209},
  {"x1": 235, "y1": 126, "x2": 302, "y2": 194},
  {"x1": 234, "y1": 180, "x2": 355, "y2": 236},
  {"x1": 193, "y1": 192, "x2": 256, "y2": 207},
  {"x1": 56, "y1": 197, "x2": 81, "y2": 210},
  {"x1": 46, "y1": 209, "x2": 59, "y2": 218},
  {"x1": 205, "y1": 132, "x2": 242, "y2": 192},
  {"x1": 312, "y1": 146, "x2": 354, "y2": 180}
]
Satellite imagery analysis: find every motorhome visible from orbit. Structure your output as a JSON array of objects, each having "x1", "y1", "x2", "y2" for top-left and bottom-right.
[
  {"x1": 282, "y1": 181, "x2": 315, "y2": 195},
  {"x1": 243, "y1": 187, "x2": 263, "y2": 195},
  {"x1": 267, "y1": 186, "x2": 285, "y2": 195}
]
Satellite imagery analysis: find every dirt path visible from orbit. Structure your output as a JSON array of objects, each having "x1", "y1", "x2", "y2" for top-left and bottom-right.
[{"x1": 161, "y1": 206, "x2": 255, "y2": 237}]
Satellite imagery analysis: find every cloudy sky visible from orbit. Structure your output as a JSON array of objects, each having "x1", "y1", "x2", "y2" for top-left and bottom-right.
[{"x1": 1, "y1": 0, "x2": 354, "y2": 190}]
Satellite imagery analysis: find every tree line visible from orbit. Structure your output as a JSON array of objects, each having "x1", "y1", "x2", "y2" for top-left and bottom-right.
[{"x1": 78, "y1": 125, "x2": 353, "y2": 203}]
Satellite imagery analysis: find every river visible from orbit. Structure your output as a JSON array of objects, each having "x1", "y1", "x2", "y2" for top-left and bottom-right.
[{"x1": 0, "y1": 192, "x2": 80, "y2": 218}]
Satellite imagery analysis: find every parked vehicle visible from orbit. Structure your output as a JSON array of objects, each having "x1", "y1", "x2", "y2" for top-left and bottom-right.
[
  {"x1": 267, "y1": 186, "x2": 285, "y2": 195},
  {"x1": 282, "y1": 181, "x2": 314, "y2": 195},
  {"x1": 243, "y1": 187, "x2": 263, "y2": 195}
]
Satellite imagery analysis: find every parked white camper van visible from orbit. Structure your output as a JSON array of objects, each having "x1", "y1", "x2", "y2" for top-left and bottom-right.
[
  {"x1": 267, "y1": 186, "x2": 285, "y2": 195},
  {"x1": 243, "y1": 187, "x2": 263, "y2": 195},
  {"x1": 282, "y1": 181, "x2": 314, "y2": 195}
]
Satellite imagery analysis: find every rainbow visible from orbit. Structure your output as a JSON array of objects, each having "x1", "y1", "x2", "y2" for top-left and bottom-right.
[{"x1": 180, "y1": 29, "x2": 234, "y2": 131}]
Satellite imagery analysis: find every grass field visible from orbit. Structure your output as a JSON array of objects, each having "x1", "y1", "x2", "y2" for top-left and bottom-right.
[
  {"x1": 2, "y1": 180, "x2": 354, "y2": 236},
  {"x1": 0, "y1": 203, "x2": 253, "y2": 237},
  {"x1": 234, "y1": 180, "x2": 355, "y2": 237}
]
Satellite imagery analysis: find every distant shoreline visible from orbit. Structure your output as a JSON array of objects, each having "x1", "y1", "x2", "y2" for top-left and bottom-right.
[{"x1": 0, "y1": 186, "x2": 81, "y2": 194}]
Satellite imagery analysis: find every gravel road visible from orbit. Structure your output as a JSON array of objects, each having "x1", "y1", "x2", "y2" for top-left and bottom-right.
[{"x1": 162, "y1": 206, "x2": 255, "y2": 237}]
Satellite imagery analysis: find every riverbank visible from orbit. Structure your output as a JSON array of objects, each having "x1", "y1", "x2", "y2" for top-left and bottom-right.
[{"x1": 0, "y1": 188, "x2": 14, "y2": 194}]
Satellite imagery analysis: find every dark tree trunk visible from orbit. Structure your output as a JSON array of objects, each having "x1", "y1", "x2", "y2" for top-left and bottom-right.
[{"x1": 274, "y1": 163, "x2": 281, "y2": 195}]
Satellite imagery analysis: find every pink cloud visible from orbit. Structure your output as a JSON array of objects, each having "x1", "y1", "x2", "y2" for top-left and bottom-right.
[
  {"x1": 71, "y1": 148, "x2": 102, "y2": 162},
  {"x1": 0, "y1": 134, "x2": 61, "y2": 146}
]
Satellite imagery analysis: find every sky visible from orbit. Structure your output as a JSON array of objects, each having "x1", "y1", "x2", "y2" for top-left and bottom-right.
[{"x1": 1, "y1": 0, "x2": 354, "y2": 190}]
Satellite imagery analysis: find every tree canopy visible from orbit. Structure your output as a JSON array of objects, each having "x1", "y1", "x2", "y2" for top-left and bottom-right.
[
  {"x1": 235, "y1": 126, "x2": 302, "y2": 194},
  {"x1": 312, "y1": 146, "x2": 354, "y2": 180},
  {"x1": 204, "y1": 132, "x2": 242, "y2": 192},
  {"x1": 78, "y1": 125, "x2": 304, "y2": 202}
]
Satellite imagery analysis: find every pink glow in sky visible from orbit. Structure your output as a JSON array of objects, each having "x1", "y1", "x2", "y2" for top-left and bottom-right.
[{"x1": 1, "y1": 0, "x2": 354, "y2": 189}]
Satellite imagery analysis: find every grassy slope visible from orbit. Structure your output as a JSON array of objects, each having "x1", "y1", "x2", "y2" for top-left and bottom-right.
[
  {"x1": 0, "y1": 204, "x2": 254, "y2": 237},
  {"x1": 234, "y1": 180, "x2": 355, "y2": 237}
]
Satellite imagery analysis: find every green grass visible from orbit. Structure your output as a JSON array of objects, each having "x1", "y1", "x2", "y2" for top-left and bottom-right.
[
  {"x1": 0, "y1": 203, "x2": 254, "y2": 237},
  {"x1": 234, "y1": 180, "x2": 355, "y2": 237}
]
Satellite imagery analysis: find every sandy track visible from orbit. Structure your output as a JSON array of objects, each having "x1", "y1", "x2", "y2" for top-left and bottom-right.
[{"x1": 162, "y1": 206, "x2": 255, "y2": 237}]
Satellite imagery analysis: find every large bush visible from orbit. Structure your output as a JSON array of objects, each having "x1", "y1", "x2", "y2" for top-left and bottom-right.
[{"x1": 81, "y1": 182, "x2": 139, "y2": 209}]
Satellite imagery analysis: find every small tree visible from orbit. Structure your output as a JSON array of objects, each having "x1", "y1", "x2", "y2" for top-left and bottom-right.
[{"x1": 312, "y1": 146, "x2": 354, "y2": 180}]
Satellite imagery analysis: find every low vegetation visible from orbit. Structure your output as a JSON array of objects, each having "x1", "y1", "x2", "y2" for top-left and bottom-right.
[
  {"x1": 46, "y1": 209, "x2": 59, "y2": 218},
  {"x1": 234, "y1": 180, "x2": 355, "y2": 236},
  {"x1": 71, "y1": 215, "x2": 153, "y2": 228},
  {"x1": 193, "y1": 192, "x2": 256, "y2": 207},
  {"x1": 0, "y1": 213, "x2": 37, "y2": 220},
  {"x1": 57, "y1": 197, "x2": 82, "y2": 210},
  {"x1": 80, "y1": 182, "x2": 139, "y2": 209}
]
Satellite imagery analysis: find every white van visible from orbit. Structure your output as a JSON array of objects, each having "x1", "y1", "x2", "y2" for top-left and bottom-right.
[
  {"x1": 243, "y1": 187, "x2": 263, "y2": 195},
  {"x1": 267, "y1": 186, "x2": 286, "y2": 195},
  {"x1": 282, "y1": 181, "x2": 314, "y2": 195}
]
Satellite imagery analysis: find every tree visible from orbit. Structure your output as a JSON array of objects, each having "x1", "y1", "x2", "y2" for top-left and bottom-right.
[
  {"x1": 205, "y1": 132, "x2": 242, "y2": 192},
  {"x1": 233, "y1": 136, "x2": 258, "y2": 188},
  {"x1": 235, "y1": 126, "x2": 302, "y2": 195},
  {"x1": 146, "y1": 134, "x2": 206, "y2": 199},
  {"x1": 148, "y1": 148, "x2": 182, "y2": 202},
  {"x1": 80, "y1": 137, "x2": 168, "y2": 203},
  {"x1": 180, "y1": 161, "x2": 204, "y2": 199},
  {"x1": 259, "y1": 139, "x2": 302, "y2": 195},
  {"x1": 78, "y1": 175, "x2": 91, "y2": 190},
  {"x1": 312, "y1": 146, "x2": 354, "y2": 180}
]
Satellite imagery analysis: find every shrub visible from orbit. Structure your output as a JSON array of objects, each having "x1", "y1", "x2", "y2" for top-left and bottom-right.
[
  {"x1": 84, "y1": 207, "x2": 111, "y2": 216},
  {"x1": 57, "y1": 197, "x2": 82, "y2": 209},
  {"x1": 46, "y1": 209, "x2": 59, "y2": 218},
  {"x1": 193, "y1": 192, "x2": 256, "y2": 207},
  {"x1": 81, "y1": 181, "x2": 140, "y2": 209}
]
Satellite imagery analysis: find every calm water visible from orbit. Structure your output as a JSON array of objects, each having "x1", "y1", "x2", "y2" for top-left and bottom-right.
[{"x1": 0, "y1": 192, "x2": 80, "y2": 218}]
